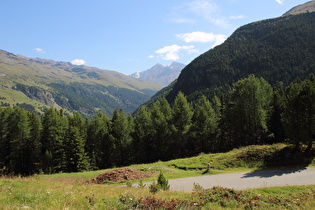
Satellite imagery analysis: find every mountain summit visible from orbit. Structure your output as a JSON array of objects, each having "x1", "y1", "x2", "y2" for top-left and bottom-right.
[
  {"x1": 283, "y1": 0, "x2": 315, "y2": 16},
  {"x1": 129, "y1": 62, "x2": 186, "y2": 86}
]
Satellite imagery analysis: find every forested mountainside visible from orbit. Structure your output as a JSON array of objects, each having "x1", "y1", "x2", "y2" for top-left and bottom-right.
[
  {"x1": 0, "y1": 50, "x2": 162, "y2": 116},
  {"x1": 150, "y1": 12, "x2": 315, "y2": 103}
]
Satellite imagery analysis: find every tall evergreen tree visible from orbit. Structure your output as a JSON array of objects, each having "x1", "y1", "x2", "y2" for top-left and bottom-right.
[
  {"x1": 132, "y1": 105, "x2": 155, "y2": 163},
  {"x1": 189, "y1": 95, "x2": 219, "y2": 155},
  {"x1": 27, "y1": 112, "x2": 42, "y2": 174},
  {"x1": 110, "y1": 109, "x2": 133, "y2": 166},
  {"x1": 170, "y1": 92, "x2": 193, "y2": 158},
  {"x1": 282, "y1": 75, "x2": 315, "y2": 149},
  {"x1": 268, "y1": 89, "x2": 286, "y2": 143},
  {"x1": 7, "y1": 107, "x2": 31, "y2": 175},
  {"x1": 0, "y1": 107, "x2": 14, "y2": 172},
  {"x1": 150, "y1": 98, "x2": 172, "y2": 160},
  {"x1": 86, "y1": 112, "x2": 112, "y2": 169},
  {"x1": 64, "y1": 113, "x2": 90, "y2": 172},
  {"x1": 224, "y1": 75, "x2": 273, "y2": 147},
  {"x1": 41, "y1": 108, "x2": 68, "y2": 173}
]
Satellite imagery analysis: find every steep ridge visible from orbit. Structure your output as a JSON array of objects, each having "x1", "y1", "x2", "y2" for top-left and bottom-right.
[{"x1": 283, "y1": 0, "x2": 315, "y2": 16}]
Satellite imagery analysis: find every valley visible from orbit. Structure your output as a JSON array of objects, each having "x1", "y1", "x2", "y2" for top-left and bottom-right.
[{"x1": 1, "y1": 1, "x2": 315, "y2": 209}]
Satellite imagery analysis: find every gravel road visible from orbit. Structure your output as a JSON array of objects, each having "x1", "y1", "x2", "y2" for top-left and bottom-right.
[{"x1": 168, "y1": 167, "x2": 315, "y2": 191}]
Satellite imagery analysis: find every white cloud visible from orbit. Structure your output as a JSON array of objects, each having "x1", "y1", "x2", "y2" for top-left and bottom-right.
[
  {"x1": 34, "y1": 48, "x2": 45, "y2": 53},
  {"x1": 71, "y1": 59, "x2": 86, "y2": 65},
  {"x1": 212, "y1": 35, "x2": 226, "y2": 48},
  {"x1": 148, "y1": 55, "x2": 154, "y2": 58},
  {"x1": 176, "y1": 31, "x2": 226, "y2": 43},
  {"x1": 275, "y1": 0, "x2": 284, "y2": 4},
  {"x1": 176, "y1": 31, "x2": 226, "y2": 48},
  {"x1": 155, "y1": 44, "x2": 199, "y2": 60}
]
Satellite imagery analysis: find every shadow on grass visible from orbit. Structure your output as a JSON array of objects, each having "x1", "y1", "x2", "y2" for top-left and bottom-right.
[{"x1": 242, "y1": 146, "x2": 315, "y2": 178}]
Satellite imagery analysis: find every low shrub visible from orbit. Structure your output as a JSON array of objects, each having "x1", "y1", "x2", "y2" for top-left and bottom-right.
[
  {"x1": 157, "y1": 172, "x2": 170, "y2": 191},
  {"x1": 117, "y1": 195, "x2": 197, "y2": 209}
]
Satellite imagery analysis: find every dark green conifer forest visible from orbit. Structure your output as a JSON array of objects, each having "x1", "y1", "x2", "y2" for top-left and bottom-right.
[{"x1": 1, "y1": 74, "x2": 314, "y2": 175}]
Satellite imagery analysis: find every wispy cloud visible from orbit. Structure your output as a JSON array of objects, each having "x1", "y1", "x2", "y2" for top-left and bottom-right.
[
  {"x1": 188, "y1": 0, "x2": 229, "y2": 27},
  {"x1": 176, "y1": 31, "x2": 226, "y2": 47},
  {"x1": 148, "y1": 55, "x2": 154, "y2": 58},
  {"x1": 34, "y1": 48, "x2": 45, "y2": 53},
  {"x1": 229, "y1": 15, "x2": 246, "y2": 20},
  {"x1": 275, "y1": 0, "x2": 284, "y2": 4},
  {"x1": 167, "y1": 0, "x2": 229, "y2": 27},
  {"x1": 71, "y1": 59, "x2": 86, "y2": 65},
  {"x1": 188, "y1": 0, "x2": 219, "y2": 19},
  {"x1": 169, "y1": 17, "x2": 195, "y2": 24},
  {"x1": 155, "y1": 44, "x2": 199, "y2": 60}
]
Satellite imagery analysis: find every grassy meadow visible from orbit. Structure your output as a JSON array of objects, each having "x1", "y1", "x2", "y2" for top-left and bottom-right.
[{"x1": 1, "y1": 143, "x2": 315, "y2": 209}]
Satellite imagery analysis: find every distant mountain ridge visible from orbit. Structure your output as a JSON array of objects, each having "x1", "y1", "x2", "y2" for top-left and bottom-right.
[
  {"x1": 0, "y1": 49, "x2": 162, "y2": 116},
  {"x1": 283, "y1": 0, "x2": 315, "y2": 16},
  {"x1": 129, "y1": 62, "x2": 186, "y2": 86}
]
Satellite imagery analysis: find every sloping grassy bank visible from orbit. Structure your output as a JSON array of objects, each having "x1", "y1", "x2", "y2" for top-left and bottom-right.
[{"x1": 168, "y1": 143, "x2": 315, "y2": 174}]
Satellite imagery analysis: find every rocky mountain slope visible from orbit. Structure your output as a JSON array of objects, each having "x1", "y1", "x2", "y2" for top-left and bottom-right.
[
  {"x1": 129, "y1": 62, "x2": 185, "y2": 86},
  {"x1": 0, "y1": 50, "x2": 162, "y2": 116}
]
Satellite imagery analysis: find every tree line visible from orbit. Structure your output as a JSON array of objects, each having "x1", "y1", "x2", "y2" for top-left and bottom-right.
[{"x1": 0, "y1": 74, "x2": 314, "y2": 175}]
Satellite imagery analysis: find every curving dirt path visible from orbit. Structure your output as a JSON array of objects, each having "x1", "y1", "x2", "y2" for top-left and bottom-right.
[{"x1": 168, "y1": 167, "x2": 315, "y2": 192}]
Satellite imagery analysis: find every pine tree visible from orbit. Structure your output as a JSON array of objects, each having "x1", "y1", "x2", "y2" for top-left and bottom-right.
[
  {"x1": 170, "y1": 91, "x2": 193, "y2": 158},
  {"x1": 64, "y1": 113, "x2": 90, "y2": 172},
  {"x1": 27, "y1": 112, "x2": 42, "y2": 174},
  {"x1": 282, "y1": 75, "x2": 315, "y2": 149},
  {"x1": 133, "y1": 105, "x2": 155, "y2": 163},
  {"x1": 157, "y1": 171, "x2": 170, "y2": 190},
  {"x1": 7, "y1": 107, "x2": 31, "y2": 175},
  {"x1": 224, "y1": 75, "x2": 273, "y2": 147},
  {"x1": 110, "y1": 109, "x2": 133, "y2": 166},
  {"x1": 0, "y1": 107, "x2": 14, "y2": 172},
  {"x1": 189, "y1": 95, "x2": 219, "y2": 155},
  {"x1": 150, "y1": 98, "x2": 172, "y2": 160},
  {"x1": 86, "y1": 112, "x2": 112, "y2": 169},
  {"x1": 41, "y1": 108, "x2": 68, "y2": 173},
  {"x1": 268, "y1": 89, "x2": 286, "y2": 143}
]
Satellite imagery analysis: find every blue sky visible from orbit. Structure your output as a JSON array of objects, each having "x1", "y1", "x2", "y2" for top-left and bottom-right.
[{"x1": 0, "y1": 0, "x2": 309, "y2": 75}]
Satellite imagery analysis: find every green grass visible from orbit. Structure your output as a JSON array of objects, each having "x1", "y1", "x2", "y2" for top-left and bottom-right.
[
  {"x1": 1, "y1": 176, "x2": 314, "y2": 209},
  {"x1": 39, "y1": 143, "x2": 315, "y2": 183},
  {"x1": 1, "y1": 143, "x2": 315, "y2": 209}
]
